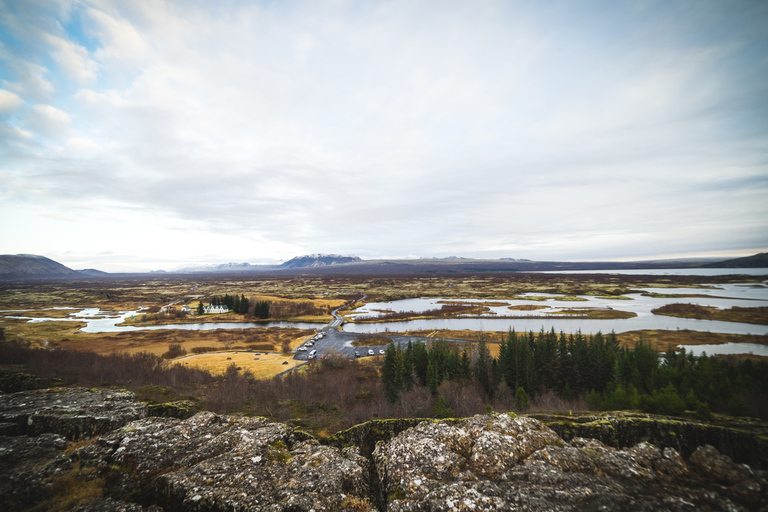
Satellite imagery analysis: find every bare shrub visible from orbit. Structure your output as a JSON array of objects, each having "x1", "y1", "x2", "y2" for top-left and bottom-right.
[
  {"x1": 246, "y1": 342, "x2": 274, "y2": 351},
  {"x1": 205, "y1": 364, "x2": 251, "y2": 412},
  {"x1": 397, "y1": 387, "x2": 432, "y2": 417},
  {"x1": 191, "y1": 346, "x2": 217, "y2": 354},
  {"x1": 267, "y1": 300, "x2": 327, "y2": 319},
  {"x1": 437, "y1": 381, "x2": 485, "y2": 417},
  {"x1": 161, "y1": 343, "x2": 187, "y2": 359}
]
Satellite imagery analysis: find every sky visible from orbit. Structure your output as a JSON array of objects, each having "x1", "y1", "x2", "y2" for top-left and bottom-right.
[{"x1": 1, "y1": 0, "x2": 767, "y2": 272}]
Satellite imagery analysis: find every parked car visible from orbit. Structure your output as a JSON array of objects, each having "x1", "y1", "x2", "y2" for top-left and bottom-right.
[
  {"x1": 379, "y1": 349, "x2": 385, "y2": 355},
  {"x1": 297, "y1": 346, "x2": 307, "y2": 351},
  {"x1": 308, "y1": 350, "x2": 317, "y2": 360},
  {"x1": 354, "y1": 351, "x2": 361, "y2": 358},
  {"x1": 368, "y1": 349, "x2": 374, "y2": 356}
]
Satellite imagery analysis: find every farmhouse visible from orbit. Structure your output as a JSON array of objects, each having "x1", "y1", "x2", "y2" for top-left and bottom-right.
[{"x1": 203, "y1": 305, "x2": 229, "y2": 314}]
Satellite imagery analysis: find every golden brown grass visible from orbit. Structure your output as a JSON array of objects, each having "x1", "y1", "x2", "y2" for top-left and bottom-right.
[
  {"x1": 173, "y1": 351, "x2": 304, "y2": 378},
  {"x1": 0, "y1": 317, "x2": 315, "y2": 357},
  {"x1": 29, "y1": 462, "x2": 105, "y2": 512}
]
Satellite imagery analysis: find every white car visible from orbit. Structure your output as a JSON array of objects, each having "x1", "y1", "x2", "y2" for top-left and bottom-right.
[
  {"x1": 368, "y1": 349, "x2": 374, "y2": 356},
  {"x1": 297, "y1": 346, "x2": 307, "y2": 351},
  {"x1": 379, "y1": 349, "x2": 385, "y2": 355}
]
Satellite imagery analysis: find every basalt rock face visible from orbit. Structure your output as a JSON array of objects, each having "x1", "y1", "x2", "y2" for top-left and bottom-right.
[
  {"x1": 0, "y1": 387, "x2": 147, "y2": 438},
  {"x1": 74, "y1": 411, "x2": 371, "y2": 511},
  {"x1": 536, "y1": 412, "x2": 768, "y2": 469},
  {"x1": 374, "y1": 414, "x2": 768, "y2": 511},
  {"x1": 2, "y1": 388, "x2": 768, "y2": 512}
]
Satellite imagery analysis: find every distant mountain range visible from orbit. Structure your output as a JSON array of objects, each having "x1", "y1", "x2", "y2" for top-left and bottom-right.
[
  {"x1": 173, "y1": 254, "x2": 361, "y2": 273},
  {"x1": 280, "y1": 254, "x2": 361, "y2": 268},
  {"x1": 1, "y1": 252, "x2": 767, "y2": 280}
]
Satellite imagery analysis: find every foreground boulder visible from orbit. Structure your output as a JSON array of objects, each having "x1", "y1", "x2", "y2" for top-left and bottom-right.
[
  {"x1": 374, "y1": 413, "x2": 768, "y2": 511},
  {"x1": 74, "y1": 411, "x2": 371, "y2": 511}
]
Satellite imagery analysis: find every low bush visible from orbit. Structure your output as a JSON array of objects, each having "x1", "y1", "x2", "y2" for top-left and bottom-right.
[{"x1": 162, "y1": 343, "x2": 187, "y2": 359}]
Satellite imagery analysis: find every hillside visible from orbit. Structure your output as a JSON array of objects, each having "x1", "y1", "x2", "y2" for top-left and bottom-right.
[
  {"x1": 703, "y1": 252, "x2": 768, "y2": 268},
  {"x1": 0, "y1": 254, "x2": 77, "y2": 277}
]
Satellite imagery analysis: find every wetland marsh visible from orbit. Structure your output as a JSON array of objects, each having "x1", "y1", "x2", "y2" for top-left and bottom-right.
[{"x1": 1, "y1": 272, "x2": 767, "y2": 379}]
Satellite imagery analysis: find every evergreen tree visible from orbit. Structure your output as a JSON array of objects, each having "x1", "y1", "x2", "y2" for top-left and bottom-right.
[
  {"x1": 426, "y1": 359, "x2": 439, "y2": 395},
  {"x1": 382, "y1": 343, "x2": 401, "y2": 402},
  {"x1": 474, "y1": 336, "x2": 493, "y2": 398},
  {"x1": 412, "y1": 341, "x2": 429, "y2": 385},
  {"x1": 460, "y1": 345, "x2": 473, "y2": 383},
  {"x1": 515, "y1": 387, "x2": 530, "y2": 412}
]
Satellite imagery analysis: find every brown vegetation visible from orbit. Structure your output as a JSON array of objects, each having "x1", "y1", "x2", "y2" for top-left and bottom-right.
[
  {"x1": 615, "y1": 329, "x2": 768, "y2": 352},
  {"x1": 547, "y1": 307, "x2": 637, "y2": 319},
  {"x1": 652, "y1": 304, "x2": 768, "y2": 325}
]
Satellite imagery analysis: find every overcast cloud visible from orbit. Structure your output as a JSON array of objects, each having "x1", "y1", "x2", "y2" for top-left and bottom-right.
[{"x1": 1, "y1": 0, "x2": 767, "y2": 271}]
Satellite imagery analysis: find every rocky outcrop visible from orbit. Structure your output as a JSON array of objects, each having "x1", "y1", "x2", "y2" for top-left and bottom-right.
[
  {"x1": 74, "y1": 411, "x2": 371, "y2": 511},
  {"x1": 375, "y1": 414, "x2": 768, "y2": 511},
  {"x1": 534, "y1": 412, "x2": 768, "y2": 470},
  {"x1": 0, "y1": 432, "x2": 73, "y2": 510},
  {"x1": 0, "y1": 387, "x2": 147, "y2": 438},
  {"x1": 2, "y1": 388, "x2": 768, "y2": 511}
]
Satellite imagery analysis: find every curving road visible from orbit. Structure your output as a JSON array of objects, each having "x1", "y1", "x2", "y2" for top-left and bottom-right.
[{"x1": 292, "y1": 295, "x2": 474, "y2": 362}]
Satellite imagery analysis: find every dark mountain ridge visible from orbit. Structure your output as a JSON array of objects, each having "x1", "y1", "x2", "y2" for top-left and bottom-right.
[
  {"x1": 0, "y1": 254, "x2": 77, "y2": 277},
  {"x1": 703, "y1": 252, "x2": 768, "y2": 268}
]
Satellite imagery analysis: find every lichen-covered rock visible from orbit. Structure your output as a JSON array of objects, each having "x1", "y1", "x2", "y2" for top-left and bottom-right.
[
  {"x1": 0, "y1": 433, "x2": 72, "y2": 510},
  {"x1": 75, "y1": 411, "x2": 372, "y2": 511},
  {"x1": 70, "y1": 497, "x2": 162, "y2": 512},
  {"x1": 376, "y1": 414, "x2": 768, "y2": 511},
  {"x1": 690, "y1": 444, "x2": 752, "y2": 484},
  {"x1": 538, "y1": 412, "x2": 768, "y2": 470},
  {"x1": 4, "y1": 388, "x2": 768, "y2": 512},
  {"x1": 0, "y1": 387, "x2": 146, "y2": 439}
]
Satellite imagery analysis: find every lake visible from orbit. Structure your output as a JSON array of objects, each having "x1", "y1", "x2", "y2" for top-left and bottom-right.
[{"x1": 343, "y1": 282, "x2": 768, "y2": 336}]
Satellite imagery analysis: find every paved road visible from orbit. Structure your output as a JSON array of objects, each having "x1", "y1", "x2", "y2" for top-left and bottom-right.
[
  {"x1": 293, "y1": 295, "x2": 403, "y2": 361},
  {"x1": 292, "y1": 295, "x2": 473, "y2": 361}
]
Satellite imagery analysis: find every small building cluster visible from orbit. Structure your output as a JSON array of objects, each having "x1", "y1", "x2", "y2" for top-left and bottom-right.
[{"x1": 203, "y1": 305, "x2": 229, "y2": 314}]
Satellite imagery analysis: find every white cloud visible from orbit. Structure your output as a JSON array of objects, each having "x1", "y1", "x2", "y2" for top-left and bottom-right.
[
  {"x1": 0, "y1": 0, "x2": 766, "y2": 267},
  {"x1": 26, "y1": 104, "x2": 72, "y2": 138},
  {"x1": 41, "y1": 32, "x2": 98, "y2": 84},
  {"x1": 85, "y1": 6, "x2": 150, "y2": 64},
  {"x1": 0, "y1": 89, "x2": 24, "y2": 111},
  {"x1": 0, "y1": 61, "x2": 55, "y2": 102}
]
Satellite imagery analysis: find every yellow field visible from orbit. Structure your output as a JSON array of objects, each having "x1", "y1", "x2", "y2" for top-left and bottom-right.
[{"x1": 171, "y1": 351, "x2": 305, "y2": 378}]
